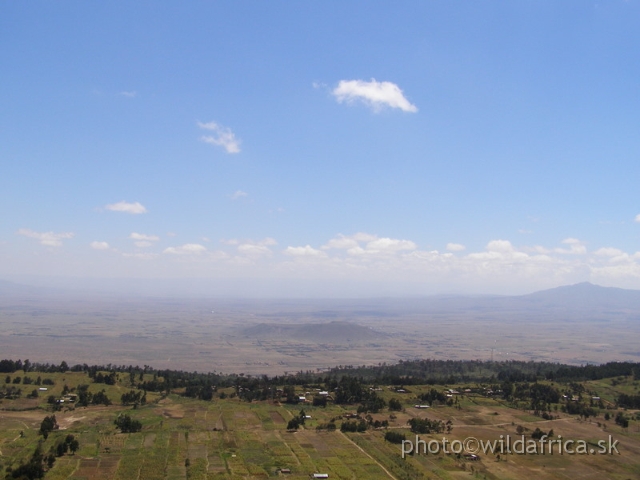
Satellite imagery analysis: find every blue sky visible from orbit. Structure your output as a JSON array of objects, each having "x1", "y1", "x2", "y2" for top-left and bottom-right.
[{"x1": 2, "y1": 1, "x2": 640, "y2": 296}]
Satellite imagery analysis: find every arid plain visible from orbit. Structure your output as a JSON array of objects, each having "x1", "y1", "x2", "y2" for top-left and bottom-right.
[{"x1": 1, "y1": 282, "x2": 639, "y2": 375}]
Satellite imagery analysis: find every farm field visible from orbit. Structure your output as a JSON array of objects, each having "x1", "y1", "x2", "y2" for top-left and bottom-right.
[{"x1": 1, "y1": 369, "x2": 640, "y2": 479}]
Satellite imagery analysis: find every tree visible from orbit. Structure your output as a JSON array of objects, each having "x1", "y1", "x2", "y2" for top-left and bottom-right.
[
  {"x1": 287, "y1": 417, "x2": 301, "y2": 430},
  {"x1": 388, "y1": 398, "x2": 402, "y2": 411},
  {"x1": 114, "y1": 414, "x2": 142, "y2": 433},
  {"x1": 39, "y1": 415, "x2": 59, "y2": 440},
  {"x1": 68, "y1": 438, "x2": 80, "y2": 455},
  {"x1": 384, "y1": 431, "x2": 406, "y2": 444}
]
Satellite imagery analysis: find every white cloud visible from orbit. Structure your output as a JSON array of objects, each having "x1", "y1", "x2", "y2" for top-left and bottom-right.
[
  {"x1": 486, "y1": 240, "x2": 515, "y2": 253},
  {"x1": 130, "y1": 232, "x2": 159, "y2": 242},
  {"x1": 446, "y1": 243, "x2": 466, "y2": 252},
  {"x1": 198, "y1": 121, "x2": 241, "y2": 154},
  {"x1": 555, "y1": 238, "x2": 587, "y2": 255},
  {"x1": 163, "y1": 244, "x2": 207, "y2": 255},
  {"x1": 323, "y1": 237, "x2": 359, "y2": 250},
  {"x1": 17, "y1": 228, "x2": 74, "y2": 247},
  {"x1": 365, "y1": 237, "x2": 417, "y2": 253},
  {"x1": 284, "y1": 245, "x2": 326, "y2": 257},
  {"x1": 90, "y1": 241, "x2": 110, "y2": 250},
  {"x1": 332, "y1": 79, "x2": 418, "y2": 113},
  {"x1": 105, "y1": 201, "x2": 147, "y2": 214},
  {"x1": 322, "y1": 232, "x2": 377, "y2": 250},
  {"x1": 228, "y1": 238, "x2": 278, "y2": 258},
  {"x1": 230, "y1": 190, "x2": 248, "y2": 200},
  {"x1": 119, "y1": 91, "x2": 137, "y2": 98},
  {"x1": 635, "y1": 214, "x2": 640, "y2": 223}
]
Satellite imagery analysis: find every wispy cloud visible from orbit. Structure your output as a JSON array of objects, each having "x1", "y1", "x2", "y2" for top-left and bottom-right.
[
  {"x1": 130, "y1": 233, "x2": 159, "y2": 242},
  {"x1": 163, "y1": 244, "x2": 207, "y2": 255},
  {"x1": 198, "y1": 121, "x2": 241, "y2": 154},
  {"x1": 17, "y1": 228, "x2": 74, "y2": 247},
  {"x1": 230, "y1": 190, "x2": 248, "y2": 200},
  {"x1": 332, "y1": 79, "x2": 417, "y2": 113},
  {"x1": 635, "y1": 214, "x2": 640, "y2": 223},
  {"x1": 90, "y1": 241, "x2": 110, "y2": 250},
  {"x1": 105, "y1": 201, "x2": 148, "y2": 214},
  {"x1": 230, "y1": 237, "x2": 277, "y2": 258},
  {"x1": 119, "y1": 91, "x2": 137, "y2": 98},
  {"x1": 284, "y1": 245, "x2": 327, "y2": 257}
]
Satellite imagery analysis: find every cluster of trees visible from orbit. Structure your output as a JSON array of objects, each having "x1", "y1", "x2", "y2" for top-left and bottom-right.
[
  {"x1": 0, "y1": 359, "x2": 69, "y2": 374},
  {"x1": 286, "y1": 409, "x2": 307, "y2": 430},
  {"x1": 121, "y1": 389, "x2": 147, "y2": 406},
  {"x1": 384, "y1": 431, "x2": 406, "y2": 444},
  {"x1": 114, "y1": 414, "x2": 142, "y2": 433},
  {"x1": 418, "y1": 388, "x2": 448, "y2": 405},
  {"x1": 561, "y1": 401, "x2": 598, "y2": 418},
  {"x1": 530, "y1": 427, "x2": 554, "y2": 440},
  {"x1": 5, "y1": 443, "x2": 48, "y2": 480},
  {"x1": 0, "y1": 386, "x2": 22, "y2": 400},
  {"x1": 388, "y1": 398, "x2": 403, "y2": 411},
  {"x1": 407, "y1": 417, "x2": 450, "y2": 434},
  {"x1": 617, "y1": 394, "x2": 640, "y2": 409},
  {"x1": 340, "y1": 419, "x2": 368, "y2": 432},
  {"x1": 356, "y1": 392, "x2": 386, "y2": 413},
  {"x1": 325, "y1": 360, "x2": 640, "y2": 385},
  {"x1": 76, "y1": 385, "x2": 112, "y2": 407},
  {"x1": 1, "y1": 358, "x2": 639, "y2": 392},
  {"x1": 4, "y1": 376, "x2": 52, "y2": 386},
  {"x1": 92, "y1": 371, "x2": 117, "y2": 385},
  {"x1": 53, "y1": 435, "x2": 79, "y2": 457},
  {"x1": 614, "y1": 412, "x2": 629, "y2": 429}
]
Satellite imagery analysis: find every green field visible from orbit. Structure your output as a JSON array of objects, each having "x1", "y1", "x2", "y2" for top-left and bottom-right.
[{"x1": 1, "y1": 370, "x2": 640, "y2": 479}]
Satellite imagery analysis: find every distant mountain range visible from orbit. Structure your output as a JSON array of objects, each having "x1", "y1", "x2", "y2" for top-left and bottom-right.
[
  {"x1": 2, "y1": 279, "x2": 640, "y2": 314},
  {"x1": 519, "y1": 282, "x2": 640, "y2": 308}
]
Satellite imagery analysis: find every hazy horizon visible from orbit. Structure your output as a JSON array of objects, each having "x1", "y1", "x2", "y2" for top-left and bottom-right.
[{"x1": 4, "y1": 275, "x2": 639, "y2": 299}]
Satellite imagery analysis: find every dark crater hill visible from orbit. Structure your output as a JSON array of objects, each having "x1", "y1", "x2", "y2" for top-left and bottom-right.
[{"x1": 241, "y1": 321, "x2": 386, "y2": 343}]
